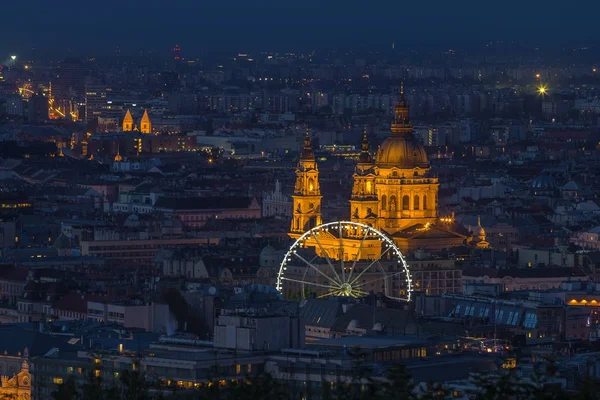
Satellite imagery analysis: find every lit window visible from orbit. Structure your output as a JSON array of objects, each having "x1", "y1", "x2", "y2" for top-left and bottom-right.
[
  {"x1": 235, "y1": 365, "x2": 241, "y2": 374},
  {"x1": 53, "y1": 377, "x2": 63, "y2": 384}
]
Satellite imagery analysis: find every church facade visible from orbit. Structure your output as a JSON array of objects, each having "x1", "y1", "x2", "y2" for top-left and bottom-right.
[{"x1": 290, "y1": 87, "x2": 472, "y2": 253}]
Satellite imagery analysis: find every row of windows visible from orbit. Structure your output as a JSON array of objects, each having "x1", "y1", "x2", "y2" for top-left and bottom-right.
[
  {"x1": 454, "y1": 305, "x2": 524, "y2": 327},
  {"x1": 180, "y1": 213, "x2": 258, "y2": 222},
  {"x1": 412, "y1": 271, "x2": 461, "y2": 278},
  {"x1": 523, "y1": 312, "x2": 538, "y2": 329},
  {"x1": 373, "y1": 347, "x2": 427, "y2": 362},
  {"x1": 381, "y1": 194, "x2": 430, "y2": 212},
  {"x1": 18, "y1": 303, "x2": 34, "y2": 312},
  {"x1": 60, "y1": 310, "x2": 82, "y2": 319}
]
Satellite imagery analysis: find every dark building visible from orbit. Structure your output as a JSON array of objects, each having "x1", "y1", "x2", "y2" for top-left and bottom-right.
[
  {"x1": 27, "y1": 93, "x2": 48, "y2": 124},
  {"x1": 51, "y1": 58, "x2": 85, "y2": 117},
  {"x1": 84, "y1": 84, "x2": 108, "y2": 124}
]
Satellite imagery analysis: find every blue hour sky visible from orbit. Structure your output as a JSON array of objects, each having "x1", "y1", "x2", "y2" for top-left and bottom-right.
[{"x1": 1, "y1": 0, "x2": 598, "y2": 58}]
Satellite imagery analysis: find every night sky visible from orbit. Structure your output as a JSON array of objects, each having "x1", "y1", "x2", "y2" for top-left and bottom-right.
[{"x1": 2, "y1": 0, "x2": 598, "y2": 58}]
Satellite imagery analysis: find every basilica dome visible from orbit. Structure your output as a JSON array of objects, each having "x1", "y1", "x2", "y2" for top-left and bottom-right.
[
  {"x1": 375, "y1": 134, "x2": 429, "y2": 169},
  {"x1": 375, "y1": 84, "x2": 429, "y2": 169}
]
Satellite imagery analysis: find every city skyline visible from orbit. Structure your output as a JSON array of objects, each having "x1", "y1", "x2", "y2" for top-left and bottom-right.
[
  {"x1": 1, "y1": 3, "x2": 600, "y2": 397},
  {"x1": 2, "y1": 0, "x2": 599, "y2": 58}
]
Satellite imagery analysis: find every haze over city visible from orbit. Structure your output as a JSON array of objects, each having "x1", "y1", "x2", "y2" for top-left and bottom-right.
[{"x1": 4, "y1": 0, "x2": 600, "y2": 58}]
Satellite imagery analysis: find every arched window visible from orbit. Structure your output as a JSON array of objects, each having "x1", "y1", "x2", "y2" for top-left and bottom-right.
[
  {"x1": 366, "y1": 181, "x2": 372, "y2": 194},
  {"x1": 423, "y1": 195, "x2": 428, "y2": 210},
  {"x1": 381, "y1": 195, "x2": 387, "y2": 211},
  {"x1": 402, "y1": 195, "x2": 410, "y2": 210},
  {"x1": 390, "y1": 196, "x2": 397, "y2": 212},
  {"x1": 308, "y1": 178, "x2": 315, "y2": 192},
  {"x1": 414, "y1": 195, "x2": 420, "y2": 210}
]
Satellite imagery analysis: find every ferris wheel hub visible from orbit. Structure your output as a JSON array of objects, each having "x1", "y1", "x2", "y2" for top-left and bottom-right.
[{"x1": 340, "y1": 283, "x2": 353, "y2": 296}]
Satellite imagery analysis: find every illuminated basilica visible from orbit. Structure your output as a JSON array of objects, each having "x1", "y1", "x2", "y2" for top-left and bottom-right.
[{"x1": 290, "y1": 87, "x2": 474, "y2": 254}]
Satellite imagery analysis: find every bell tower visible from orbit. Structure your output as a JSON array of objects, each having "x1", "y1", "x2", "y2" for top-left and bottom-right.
[
  {"x1": 122, "y1": 109, "x2": 134, "y2": 132},
  {"x1": 350, "y1": 128, "x2": 378, "y2": 227},
  {"x1": 140, "y1": 110, "x2": 152, "y2": 134},
  {"x1": 290, "y1": 129, "x2": 322, "y2": 237}
]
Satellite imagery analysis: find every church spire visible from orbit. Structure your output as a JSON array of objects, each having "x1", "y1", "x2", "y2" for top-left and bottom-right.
[
  {"x1": 391, "y1": 82, "x2": 410, "y2": 134},
  {"x1": 140, "y1": 109, "x2": 152, "y2": 134},
  {"x1": 300, "y1": 127, "x2": 314, "y2": 160},
  {"x1": 476, "y1": 215, "x2": 486, "y2": 241},
  {"x1": 359, "y1": 126, "x2": 371, "y2": 163},
  {"x1": 122, "y1": 109, "x2": 134, "y2": 132},
  {"x1": 114, "y1": 144, "x2": 123, "y2": 162}
]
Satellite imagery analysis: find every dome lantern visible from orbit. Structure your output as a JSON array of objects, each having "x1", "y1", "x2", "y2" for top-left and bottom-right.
[{"x1": 375, "y1": 85, "x2": 429, "y2": 169}]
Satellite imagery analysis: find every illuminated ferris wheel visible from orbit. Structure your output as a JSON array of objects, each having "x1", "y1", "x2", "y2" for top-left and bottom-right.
[{"x1": 276, "y1": 221, "x2": 412, "y2": 302}]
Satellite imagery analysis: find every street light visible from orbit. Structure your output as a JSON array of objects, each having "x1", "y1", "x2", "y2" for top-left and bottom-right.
[
  {"x1": 537, "y1": 85, "x2": 548, "y2": 95},
  {"x1": 10, "y1": 55, "x2": 16, "y2": 61}
]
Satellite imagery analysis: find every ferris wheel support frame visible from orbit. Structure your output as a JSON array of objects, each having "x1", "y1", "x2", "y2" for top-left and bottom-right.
[{"x1": 276, "y1": 221, "x2": 413, "y2": 302}]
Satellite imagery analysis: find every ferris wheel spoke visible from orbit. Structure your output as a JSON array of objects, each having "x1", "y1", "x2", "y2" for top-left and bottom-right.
[
  {"x1": 311, "y1": 232, "x2": 343, "y2": 284},
  {"x1": 317, "y1": 290, "x2": 338, "y2": 299},
  {"x1": 351, "y1": 289, "x2": 368, "y2": 297},
  {"x1": 338, "y1": 222, "x2": 346, "y2": 282},
  {"x1": 299, "y1": 263, "x2": 311, "y2": 300},
  {"x1": 280, "y1": 276, "x2": 334, "y2": 290},
  {"x1": 348, "y1": 245, "x2": 393, "y2": 286},
  {"x1": 346, "y1": 226, "x2": 371, "y2": 283},
  {"x1": 292, "y1": 251, "x2": 341, "y2": 287},
  {"x1": 376, "y1": 260, "x2": 388, "y2": 294},
  {"x1": 353, "y1": 269, "x2": 407, "y2": 289}
]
